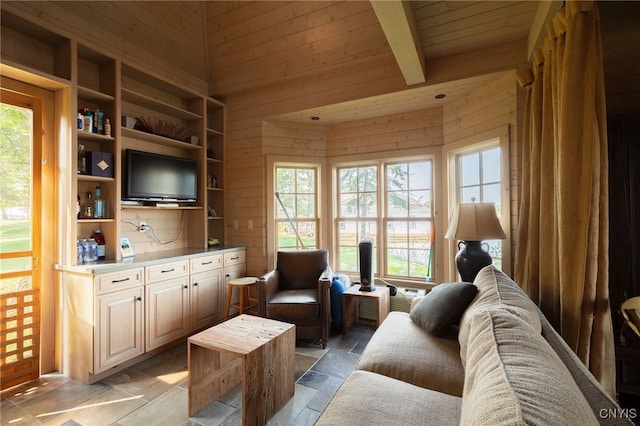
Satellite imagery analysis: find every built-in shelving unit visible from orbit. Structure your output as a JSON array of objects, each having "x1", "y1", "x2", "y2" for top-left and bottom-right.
[{"x1": 1, "y1": 8, "x2": 226, "y2": 264}]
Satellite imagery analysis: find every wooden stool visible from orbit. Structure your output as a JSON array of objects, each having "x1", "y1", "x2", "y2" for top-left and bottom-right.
[{"x1": 225, "y1": 277, "x2": 258, "y2": 320}]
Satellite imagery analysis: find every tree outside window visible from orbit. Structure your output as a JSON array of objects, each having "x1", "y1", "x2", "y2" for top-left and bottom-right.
[
  {"x1": 336, "y1": 159, "x2": 434, "y2": 280},
  {"x1": 275, "y1": 166, "x2": 318, "y2": 251}
]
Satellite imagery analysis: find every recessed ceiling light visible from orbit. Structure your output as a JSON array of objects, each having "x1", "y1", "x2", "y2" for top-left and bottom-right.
[
  {"x1": 310, "y1": 116, "x2": 320, "y2": 121},
  {"x1": 435, "y1": 94, "x2": 446, "y2": 99}
]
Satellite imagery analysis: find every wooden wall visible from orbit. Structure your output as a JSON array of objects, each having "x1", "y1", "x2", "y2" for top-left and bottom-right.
[
  {"x1": 442, "y1": 72, "x2": 521, "y2": 277},
  {"x1": 2, "y1": 1, "x2": 208, "y2": 93},
  {"x1": 326, "y1": 107, "x2": 443, "y2": 157}
]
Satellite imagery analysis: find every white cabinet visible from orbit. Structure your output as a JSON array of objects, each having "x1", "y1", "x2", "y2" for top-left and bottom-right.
[
  {"x1": 63, "y1": 267, "x2": 144, "y2": 382},
  {"x1": 145, "y1": 276, "x2": 190, "y2": 351},
  {"x1": 145, "y1": 260, "x2": 190, "y2": 351},
  {"x1": 223, "y1": 250, "x2": 249, "y2": 318},
  {"x1": 62, "y1": 247, "x2": 246, "y2": 384},
  {"x1": 190, "y1": 254, "x2": 225, "y2": 331},
  {"x1": 190, "y1": 269, "x2": 225, "y2": 331},
  {"x1": 96, "y1": 286, "x2": 144, "y2": 373}
]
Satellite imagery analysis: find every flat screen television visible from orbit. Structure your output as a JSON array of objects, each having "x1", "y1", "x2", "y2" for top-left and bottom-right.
[{"x1": 124, "y1": 149, "x2": 197, "y2": 203}]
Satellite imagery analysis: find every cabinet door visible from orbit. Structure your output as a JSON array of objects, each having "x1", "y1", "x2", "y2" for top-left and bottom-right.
[
  {"x1": 146, "y1": 277, "x2": 190, "y2": 351},
  {"x1": 190, "y1": 269, "x2": 224, "y2": 330},
  {"x1": 96, "y1": 287, "x2": 144, "y2": 373}
]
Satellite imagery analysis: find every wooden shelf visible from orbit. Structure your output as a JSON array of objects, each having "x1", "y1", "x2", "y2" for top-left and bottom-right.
[
  {"x1": 120, "y1": 205, "x2": 203, "y2": 210},
  {"x1": 77, "y1": 218, "x2": 115, "y2": 223},
  {"x1": 121, "y1": 88, "x2": 202, "y2": 121},
  {"x1": 77, "y1": 175, "x2": 115, "y2": 183},
  {"x1": 78, "y1": 86, "x2": 115, "y2": 103},
  {"x1": 77, "y1": 131, "x2": 114, "y2": 142},
  {"x1": 121, "y1": 127, "x2": 202, "y2": 150}
]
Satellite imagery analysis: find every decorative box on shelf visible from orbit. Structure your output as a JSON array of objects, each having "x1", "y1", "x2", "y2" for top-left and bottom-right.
[{"x1": 86, "y1": 151, "x2": 114, "y2": 177}]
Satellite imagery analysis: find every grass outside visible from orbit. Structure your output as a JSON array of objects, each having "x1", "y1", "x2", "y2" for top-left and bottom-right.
[{"x1": 1, "y1": 219, "x2": 32, "y2": 293}]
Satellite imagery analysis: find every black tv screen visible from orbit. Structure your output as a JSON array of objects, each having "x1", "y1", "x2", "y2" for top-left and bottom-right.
[{"x1": 124, "y1": 149, "x2": 197, "y2": 203}]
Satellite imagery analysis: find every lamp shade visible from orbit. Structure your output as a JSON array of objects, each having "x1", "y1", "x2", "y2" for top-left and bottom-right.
[{"x1": 445, "y1": 203, "x2": 506, "y2": 241}]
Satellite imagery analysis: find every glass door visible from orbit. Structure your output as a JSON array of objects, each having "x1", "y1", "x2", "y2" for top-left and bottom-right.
[{"x1": 0, "y1": 89, "x2": 42, "y2": 389}]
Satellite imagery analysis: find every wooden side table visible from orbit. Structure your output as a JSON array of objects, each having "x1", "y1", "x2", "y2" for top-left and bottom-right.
[
  {"x1": 187, "y1": 315, "x2": 295, "y2": 423},
  {"x1": 342, "y1": 284, "x2": 390, "y2": 333}
]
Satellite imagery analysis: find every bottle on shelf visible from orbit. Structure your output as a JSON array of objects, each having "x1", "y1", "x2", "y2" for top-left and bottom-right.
[
  {"x1": 91, "y1": 229, "x2": 106, "y2": 260},
  {"x1": 94, "y1": 109, "x2": 104, "y2": 134},
  {"x1": 83, "y1": 191, "x2": 93, "y2": 218},
  {"x1": 104, "y1": 118, "x2": 111, "y2": 137},
  {"x1": 93, "y1": 186, "x2": 105, "y2": 219},
  {"x1": 83, "y1": 109, "x2": 93, "y2": 133},
  {"x1": 84, "y1": 238, "x2": 98, "y2": 263}
]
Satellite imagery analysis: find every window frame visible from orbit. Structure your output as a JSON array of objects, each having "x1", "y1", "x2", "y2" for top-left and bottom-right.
[
  {"x1": 266, "y1": 156, "x2": 326, "y2": 269},
  {"x1": 443, "y1": 126, "x2": 511, "y2": 281},
  {"x1": 329, "y1": 147, "x2": 444, "y2": 288}
]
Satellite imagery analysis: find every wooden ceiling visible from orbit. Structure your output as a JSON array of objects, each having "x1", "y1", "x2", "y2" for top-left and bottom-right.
[{"x1": 206, "y1": 1, "x2": 548, "y2": 123}]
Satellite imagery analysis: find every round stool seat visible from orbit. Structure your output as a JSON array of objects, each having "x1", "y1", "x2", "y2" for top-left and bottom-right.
[
  {"x1": 229, "y1": 277, "x2": 258, "y2": 286},
  {"x1": 225, "y1": 277, "x2": 258, "y2": 320}
]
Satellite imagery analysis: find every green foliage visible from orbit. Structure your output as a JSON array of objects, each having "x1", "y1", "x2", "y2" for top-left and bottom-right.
[{"x1": 0, "y1": 103, "x2": 32, "y2": 217}]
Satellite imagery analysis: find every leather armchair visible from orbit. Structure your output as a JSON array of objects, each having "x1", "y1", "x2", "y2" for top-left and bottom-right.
[{"x1": 257, "y1": 250, "x2": 332, "y2": 348}]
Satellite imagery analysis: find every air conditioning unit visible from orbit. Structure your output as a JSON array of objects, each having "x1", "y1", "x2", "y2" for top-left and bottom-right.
[{"x1": 359, "y1": 287, "x2": 426, "y2": 320}]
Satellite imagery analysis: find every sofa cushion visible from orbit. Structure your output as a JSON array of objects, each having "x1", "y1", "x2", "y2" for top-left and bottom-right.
[
  {"x1": 316, "y1": 370, "x2": 462, "y2": 426},
  {"x1": 410, "y1": 282, "x2": 477, "y2": 338},
  {"x1": 460, "y1": 308, "x2": 598, "y2": 425},
  {"x1": 357, "y1": 311, "x2": 465, "y2": 397},
  {"x1": 458, "y1": 266, "x2": 542, "y2": 365},
  {"x1": 539, "y1": 315, "x2": 633, "y2": 425}
]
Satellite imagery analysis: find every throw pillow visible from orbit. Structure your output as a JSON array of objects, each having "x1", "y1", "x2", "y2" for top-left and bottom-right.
[{"x1": 410, "y1": 282, "x2": 477, "y2": 338}]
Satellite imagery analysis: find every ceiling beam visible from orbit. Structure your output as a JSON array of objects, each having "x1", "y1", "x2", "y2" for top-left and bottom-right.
[
  {"x1": 370, "y1": 0, "x2": 426, "y2": 85},
  {"x1": 527, "y1": 1, "x2": 563, "y2": 60}
]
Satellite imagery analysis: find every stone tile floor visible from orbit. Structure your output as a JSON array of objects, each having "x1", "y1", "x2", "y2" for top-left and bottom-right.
[{"x1": 1, "y1": 323, "x2": 376, "y2": 426}]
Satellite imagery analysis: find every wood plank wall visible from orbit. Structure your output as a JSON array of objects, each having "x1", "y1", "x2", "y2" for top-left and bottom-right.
[
  {"x1": 326, "y1": 107, "x2": 444, "y2": 157},
  {"x1": 443, "y1": 72, "x2": 522, "y2": 277},
  {"x1": 2, "y1": 1, "x2": 208, "y2": 93}
]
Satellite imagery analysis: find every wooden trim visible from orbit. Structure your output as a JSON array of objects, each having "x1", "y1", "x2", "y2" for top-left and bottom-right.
[{"x1": 1, "y1": 290, "x2": 40, "y2": 390}]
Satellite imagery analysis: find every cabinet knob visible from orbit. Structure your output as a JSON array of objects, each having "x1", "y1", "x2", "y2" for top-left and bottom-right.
[
  {"x1": 193, "y1": 282, "x2": 198, "y2": 286},
  {"x1": 136, "y1": 297, "x2": 142, "y2": 301},
  {"x1": 183, "y1": 285, "x2": 188, "y2": 289}
]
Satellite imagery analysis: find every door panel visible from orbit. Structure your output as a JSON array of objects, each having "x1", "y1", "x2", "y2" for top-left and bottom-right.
[{"x1": 0, "y1": 90, "x2": 42, "y2": 389}]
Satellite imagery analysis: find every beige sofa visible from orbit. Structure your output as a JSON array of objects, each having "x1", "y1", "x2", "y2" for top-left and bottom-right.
[{"x1": 316, "y1": 266, "x2": 632, "y2": 425}]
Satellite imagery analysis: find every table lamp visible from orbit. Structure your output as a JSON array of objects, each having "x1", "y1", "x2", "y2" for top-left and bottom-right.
[{"x1": 444, "y1": 202, "x2": 506, "y2": 282}]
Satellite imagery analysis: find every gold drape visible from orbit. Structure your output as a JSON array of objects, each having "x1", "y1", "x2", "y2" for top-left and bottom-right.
[{"x1": 515, "y1": 1, "x2": 615, "y2": 396}]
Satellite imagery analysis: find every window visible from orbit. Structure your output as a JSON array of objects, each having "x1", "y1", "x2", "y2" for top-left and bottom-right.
[
  {"x1": 274, "y1": 165, "x2": 318, "y2": 251},
  {"x1": 335, "y1": 158, "x2": 434, "y2": 281},
  {"x1": 454, "y1": 146, "x2": 505, "y2": 269}
]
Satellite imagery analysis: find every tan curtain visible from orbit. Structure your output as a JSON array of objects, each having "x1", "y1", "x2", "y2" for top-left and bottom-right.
[{"x1": 515, "y1": 1, "x2": 615, "y2": 396}]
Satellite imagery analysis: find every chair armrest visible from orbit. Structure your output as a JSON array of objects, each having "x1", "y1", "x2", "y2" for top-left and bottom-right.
[
  {"x1": 256, "y1": 270, "x2": 279, "y2": 316},
  {"x1": 320, "y1": 266, "x2": 333, "y2": 283},
  {"x1": 318, "y1": 267, "x2": 333, "y2": 336}
]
